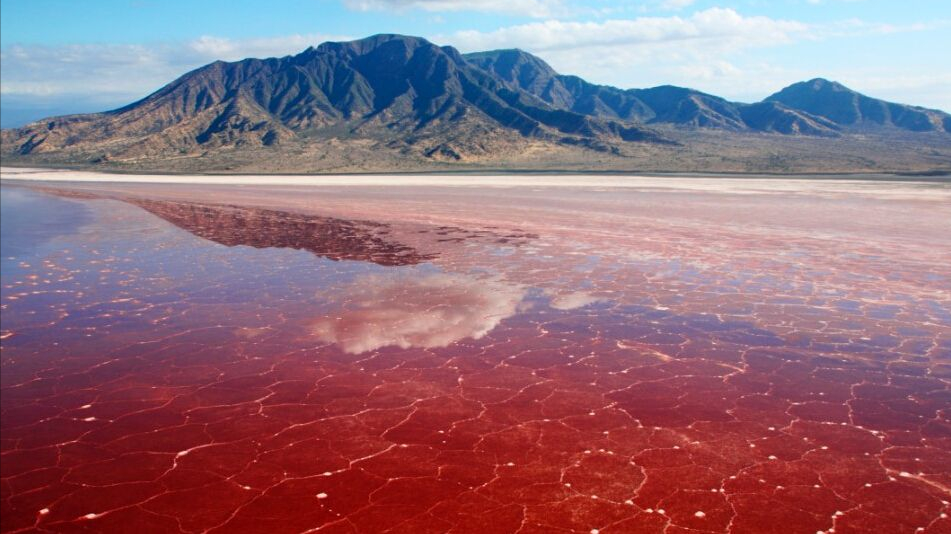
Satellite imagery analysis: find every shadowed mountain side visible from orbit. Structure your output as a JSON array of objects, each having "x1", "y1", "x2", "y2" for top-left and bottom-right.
[
  {"x1": 738, "y1": 102, "x2": 841, "y2": 136},
  {"x1": 766, "y1": 78, "x2": 949, "y2": 132}
]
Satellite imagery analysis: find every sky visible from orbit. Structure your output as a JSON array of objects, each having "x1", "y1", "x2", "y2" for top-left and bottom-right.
[{"x1": 1, "y1": 0, "x2": 950, "y2": 127}]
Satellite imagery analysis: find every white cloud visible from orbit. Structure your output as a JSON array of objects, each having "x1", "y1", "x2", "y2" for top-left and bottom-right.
[
  {"x1": 660, "y1": 0, "x2": 695, "y2": 10},
  {"x1": 442, "y1": 8, "x2": 810, "y2": 53},
  {"x1": 311, "y1": 273, "x2": 524, "y2": 354},
  {"x1": 342, "y1": 0, "x2": 566, "y2": 18},
  {"x1": 548, "y1": 291, "x2": 603, "y2": 310}
]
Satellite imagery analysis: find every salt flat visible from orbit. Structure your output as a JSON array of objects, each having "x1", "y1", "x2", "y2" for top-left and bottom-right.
[{"x1": 3, "y1": 166, "x2": 949, "y2": 201}]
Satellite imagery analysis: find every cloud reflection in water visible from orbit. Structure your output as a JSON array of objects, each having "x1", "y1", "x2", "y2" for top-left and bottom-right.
[
  {"x1": 312, "y1": 273, "x2": 525, "y2": 354},
  {"x1": 548, "y1": 291, "x2": 603, "y2": 310}
]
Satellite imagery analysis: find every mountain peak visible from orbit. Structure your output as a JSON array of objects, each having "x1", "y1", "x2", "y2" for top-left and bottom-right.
[
  {"x1": 784, "y1": 78, "x2": 852, "y2": 94},
  {"x1": 465, "y1": 48, "x2": 551, "y2": 65},
  {"x1": 463, "y1": 48, "x2": 559, "y2": 82},
  {"x1": 316, "y1": 33, "x2": 434, "y2": 55},
  {"x1": 462, "y1": 48, "x2": 567, "y2": 109},
  {"x1": 767, "y1": 77, "x2": 946, "y2": 130}
]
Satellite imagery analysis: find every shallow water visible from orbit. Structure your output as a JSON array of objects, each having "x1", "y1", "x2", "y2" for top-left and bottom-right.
[
  {"x1": 1, "y1": 181, "x2": 949, "y2": 533},
  {"x1": 0, "y1": 188, "x2": 93, "y2": 275}
]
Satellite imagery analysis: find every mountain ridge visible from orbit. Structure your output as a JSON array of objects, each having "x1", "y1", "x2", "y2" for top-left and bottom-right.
[
  {"x1": 2, "y1": 33, "x2": 949, "y2": 173},
  {"x1": 465, "y1": 48, "x2": 947, "y2": 135}
]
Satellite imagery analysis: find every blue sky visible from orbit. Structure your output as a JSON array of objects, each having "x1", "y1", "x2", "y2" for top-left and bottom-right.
[{"x1": 2, "y1": 0, "x2": 949, "y2": 127}]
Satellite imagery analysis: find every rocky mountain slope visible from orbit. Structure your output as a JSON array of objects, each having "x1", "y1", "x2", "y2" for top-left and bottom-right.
[{"x1": 2, "y1": 34, "x2": 949, "y2": 173}]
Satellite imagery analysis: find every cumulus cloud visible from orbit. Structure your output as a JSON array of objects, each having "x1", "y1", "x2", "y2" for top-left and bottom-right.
[
  {"x1": 311, "y1": 273, "x2": 525, "y2": 354},
  {"x1": 343, "y1": 0, "x2": 566, "y2": 18}
]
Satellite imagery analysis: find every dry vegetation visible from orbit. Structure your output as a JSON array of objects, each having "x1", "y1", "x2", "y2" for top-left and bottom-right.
[{"x1": 4, "y1": 126, "x2": 949, "y2": 175}]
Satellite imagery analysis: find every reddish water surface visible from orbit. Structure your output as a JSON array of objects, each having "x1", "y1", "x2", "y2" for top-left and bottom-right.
[{"x1": 1, "y1": 178, "x2": 950, "y2": 534}]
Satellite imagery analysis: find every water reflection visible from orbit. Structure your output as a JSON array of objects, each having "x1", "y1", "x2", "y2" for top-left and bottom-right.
[
  {"x1": 127, "y1": 199, "x2": 438, "y2": 267},
  {"x1": 0, "y1": 187, "x2": 92, "y2": 273},
  {"x1": 548, "y1": 290, "x2": 604, "y2": 310},
  {"x1": 311, "y1": 273, "x2": 525, "y2": 354},
  {"x1": 23, "y1": 189, "x2": 436, "y2": 267}
]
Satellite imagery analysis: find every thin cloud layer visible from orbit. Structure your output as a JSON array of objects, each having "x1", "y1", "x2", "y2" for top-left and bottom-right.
[
  {"x1": 443, "y1": 8, "x2": 809, "y2": 53},
  {"x1": 343, "y1": 0, "x2": 566, "y2": 18},
  {"x1": 0, "y1": 33, "x2": 346, "y2": 99},
  {"x1": 311, "y1": 273, "x2": 525, "y2": 354}
]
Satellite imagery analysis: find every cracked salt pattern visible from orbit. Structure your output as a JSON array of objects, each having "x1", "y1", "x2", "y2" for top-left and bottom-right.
[{"x1": 1, "y1": 180, "x2": 950, "y2": 533}]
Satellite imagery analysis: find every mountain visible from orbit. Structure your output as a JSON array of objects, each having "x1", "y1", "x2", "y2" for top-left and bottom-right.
[
  {"x1": 466, "y1": 49, "x2": 746, "y2": 128},
  {"x1": 765, "y1": 78, "x2": 949, "y2": 132},
  {"x1": 2, "y1": 34, "x2": 949, "y2": 173}
]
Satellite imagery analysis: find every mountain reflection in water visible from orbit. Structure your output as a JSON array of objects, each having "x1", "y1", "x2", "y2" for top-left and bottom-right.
[{"x1": 128, "y1": 198, "x2": 436, "y2": 267}]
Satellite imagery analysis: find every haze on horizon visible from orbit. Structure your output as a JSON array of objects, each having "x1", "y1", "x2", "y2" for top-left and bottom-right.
[{"x1": 1, "y1": 0, "x2": 950, "y2": 129}]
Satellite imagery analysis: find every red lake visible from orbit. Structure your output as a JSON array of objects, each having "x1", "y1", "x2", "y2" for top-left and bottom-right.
[{"x1": 1, "y1": 173, "x2": 949, "y2": 533}]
